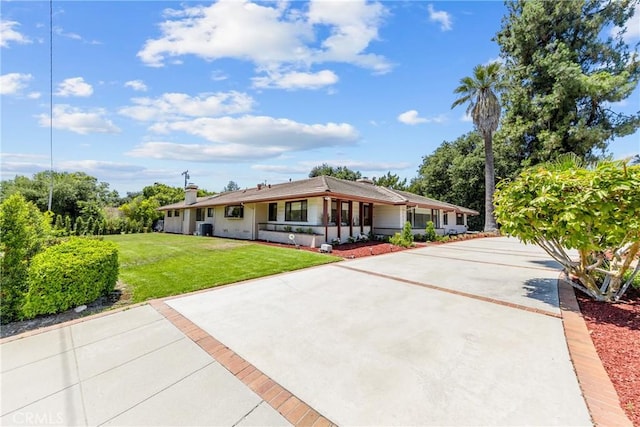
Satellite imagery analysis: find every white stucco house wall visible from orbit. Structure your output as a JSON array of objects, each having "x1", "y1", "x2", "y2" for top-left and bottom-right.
[{"x1": 158, "y1": 176, "x2": 478, "y2": 248}]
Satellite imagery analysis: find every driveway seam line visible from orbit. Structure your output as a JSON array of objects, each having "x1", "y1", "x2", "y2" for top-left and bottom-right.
[
  {"x1": 334, "y1": 264, "x2": 562, "y2": 319},
  {"x1": 403, "y1": 251, "x2": 560, "y2": 272},
  {"x1": 557, "y1": 277, "x2": 633, "y2": 427},
  {"x1": 96, "y1": 360, "x2": 216, "y2": 426},
  {"x1": 148, "y1": 300, "x2": 337, "y2": 427}
]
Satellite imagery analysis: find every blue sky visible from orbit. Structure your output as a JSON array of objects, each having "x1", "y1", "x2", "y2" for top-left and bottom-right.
[{"x1": 1, "y1": 1, "x2": 639, "y2": 195}]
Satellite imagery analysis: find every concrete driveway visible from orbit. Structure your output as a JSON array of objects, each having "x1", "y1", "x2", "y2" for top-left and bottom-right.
[{"x1": 1, "y1": 237, "x2": 591, "y2": 426}]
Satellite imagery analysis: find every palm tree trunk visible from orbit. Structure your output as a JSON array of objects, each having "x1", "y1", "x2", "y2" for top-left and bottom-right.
[{"x1": 483, "y1": 132, "x2": 498, "y2": 232}]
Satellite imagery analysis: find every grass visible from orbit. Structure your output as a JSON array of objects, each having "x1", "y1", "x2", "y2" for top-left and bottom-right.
[{"x1": 103, "y1": 233, "x2": 340, "y2": 302}]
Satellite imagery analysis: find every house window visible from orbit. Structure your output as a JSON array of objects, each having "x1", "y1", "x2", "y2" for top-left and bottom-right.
[
  {"x1": 196, "y1": 208, "x2": 205, "y2": 221},
  {"x1": 456, "y1": 213, "x2": 464, "y2": 225},
  {"x1": 413, "y1": 213, "x2": 432, "y2": 229},
  {"x1": 443, "y1": 212, "x2": 448, "y2": 226},
  {"x1": 167, "y1": 210, "x2": 173, "y2": 218},
  {"x1": 341, "y1": 202, "x2": 350, "y2": 225},
  {"x1": 207, "y1": 208, "x2": 214, "y2": 218},
  {"x1": 174, "y1": 210, "x2": 180, "y2": 217},
  {"x1": 330, "y1": 200, "x2": 338, "y2": 224},
  {"x1": 285, "y1": 200, "x2": 307, "y2": 222},
  {"x1": 268, "y1": 203, "x2": 277, "y2": 221},
  {"x1": 225, "y1": 205, "x2": 244, "y2": 218},
  {"x1": 363, "y1": 204, "x2": 371, "y2": 226}
]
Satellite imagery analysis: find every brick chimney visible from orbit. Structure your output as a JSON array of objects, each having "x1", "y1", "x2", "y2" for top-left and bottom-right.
[{"x1": 185, "y1": 183, "x2": 198, "y2": 205}]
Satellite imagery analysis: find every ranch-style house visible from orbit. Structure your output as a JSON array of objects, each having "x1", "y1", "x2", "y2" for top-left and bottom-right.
[{"x1": 158, "y1": 176, "x2": 478, "y2": 248}]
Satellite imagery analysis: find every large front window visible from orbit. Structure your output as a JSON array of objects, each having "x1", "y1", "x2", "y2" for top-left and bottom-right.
[
  {"x1": 225, "y1": 205, "x2": 244, "y2": 218},
  {"x1": 285, "y1": 200, "x2": 307, "y2": 222},
  {"x1": 407, "y1": 208, "x2": 435, "y2": 229}
]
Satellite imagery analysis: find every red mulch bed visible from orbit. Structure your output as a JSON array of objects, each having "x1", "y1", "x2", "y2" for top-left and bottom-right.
[
  {"x1": 257, "y1": 239, "x2": 431, "y2": 258},
  {"x1": 577, "y1": 286, "x2": 640, "y2": 425}
]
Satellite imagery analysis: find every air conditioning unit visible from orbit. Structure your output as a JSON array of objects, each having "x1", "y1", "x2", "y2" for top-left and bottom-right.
[{"x1": 320, "y1": 244, "x2": 333, "y2": 253}]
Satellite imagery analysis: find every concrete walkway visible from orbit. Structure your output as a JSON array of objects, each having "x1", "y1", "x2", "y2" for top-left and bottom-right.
[{"x1": 1, "y1": 237, "x2": 592, "y2": 426}]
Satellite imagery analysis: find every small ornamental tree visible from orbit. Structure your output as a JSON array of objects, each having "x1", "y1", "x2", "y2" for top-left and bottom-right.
[{"x1": 494, "y1": 157, "x2": 640, "y2": 302}]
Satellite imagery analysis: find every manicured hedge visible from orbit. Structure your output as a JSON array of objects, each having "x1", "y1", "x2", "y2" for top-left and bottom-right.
[{"x1": 22, "y1": 238, "x2": 119, "y2": 318}]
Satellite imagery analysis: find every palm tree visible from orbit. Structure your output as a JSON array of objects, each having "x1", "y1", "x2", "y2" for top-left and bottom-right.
[{"x1": 451, "y1": 62, "x2": 503, "y2": 232}]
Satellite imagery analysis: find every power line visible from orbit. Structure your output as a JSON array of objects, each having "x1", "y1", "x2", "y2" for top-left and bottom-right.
[{"x1": 47, "y1": 0, "x2": 54, "y2": 212}]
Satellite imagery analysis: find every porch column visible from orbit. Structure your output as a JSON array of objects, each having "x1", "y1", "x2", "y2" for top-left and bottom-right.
[
  {"x1": 323, "y1": 197, "x2": 329, "y2": 242},
  {"x1": 336, "y1": 199, "x2": 341, "y2": 240},
  {"x1": 359, "y1": 202, "x2": 364, "y2": 233},
  {"x1": 348, "y1": 201, "x2": 353, "y2": 237},
  {"x1": 370, "y1": 204, "x2": 374, "y2": 232}
]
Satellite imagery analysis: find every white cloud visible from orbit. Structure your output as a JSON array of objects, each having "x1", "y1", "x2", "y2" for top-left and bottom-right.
[
  {"x1": 38, "y1": 104, "x2": 120, "y2": 135},
  {"x1": 55, "y1": 77, "x2": 93, "y2": 97},
  {"x1": 0, "y1": 73, "x2": 32, "y2": 95},
  {"x1": 252, "y1": 69, "x2": 338, "y2": 90},
  {"x1": 119, "y1": 91, "x2": 254, "y2": 121},
  {"x1": 137, "y1": 0, "x2": 391, "y2": 79},
  {"x1": 398, "y1": 110, "x2": 427, "y2": 125},
  {"x1": 127, "y1": 141, "x2": 288, "y2": 162},
  {"x1": 124, "y1": 80, "x2": 148, "y2": 92},
  {"x1": 397, "y1": 110, "x2": 446, "y2": 125},
  {"x1": 1, "y1": 20, "x2": 31, "y2": 48},
  {"x1": 149, "y1": 115, "x2": 359, "y2": 149},
  {"x1": 611, "y1": 3, "x2": 640, "y2": 42},
  {"x1": 53, "y1": 26, "x2": 101, "y2": 44},
  {"x1": 138, "y1": 1, "x2": 311, "y2": 68},
  {"x1": 27, "y1": 92, "x2": 41, "y2": 99},
  {"x1": 461, "y1": 112, "x2": 473, "y2": 123},
  {"x1": 128, "y1": 116, "x2": 359, "y2": 162},
  {"x1": 484, "y1": 56, "x2": 505, "y2": 66},
  {"x1": 210, "y1": 70, "x2": 228, "y2": 81},
  {"x1": 307, "y1": 0, "x2": 391, "y2": 73},
  {"x1": 427, "y1": 4, "x2": 452, "y2": 31}
]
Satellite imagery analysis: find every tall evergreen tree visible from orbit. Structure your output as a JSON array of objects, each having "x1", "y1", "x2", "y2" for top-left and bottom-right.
[{"x1": 496, "y1": 0, "x2": 640, "y2": 164}]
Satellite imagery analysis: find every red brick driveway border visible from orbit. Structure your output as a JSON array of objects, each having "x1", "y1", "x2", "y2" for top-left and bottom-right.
[
  {"x1": 557, "y1": 277, "x2": 633, "y2": 427},
  {"x1": 148, "y1": 299, "x2": 337, "y2": 427}
]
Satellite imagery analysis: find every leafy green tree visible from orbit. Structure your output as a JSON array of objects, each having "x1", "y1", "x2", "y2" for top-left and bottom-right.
[
  {"x1": 0, "y1": 171, "x2": 118, "y2": 219},
  {"x1": 494, "y1": 156, "x2": 640, "y2": 302},
  {"x1": 411, "y1": 132, "x2": 520, "y2": 231},
  {"x1": 451, "y1": 62, "x2": 504, "y2": 232},
  {"x1": 0, "y1": 194, "x2": 51, "y2": 323},
  {"x1": 309, "y1": 164, "x2": 362, "y2": 181},
  {"x1": 223, "y1": 180, "x2": 240, "y2": 192},
  {"x1": 373, "y1": 172, "x2": 407, "y2": 190},
  {"x1": 495, "y1": 0, "x2": 640, "y2": 164}
]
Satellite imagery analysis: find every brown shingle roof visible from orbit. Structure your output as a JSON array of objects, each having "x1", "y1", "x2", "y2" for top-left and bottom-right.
[{"x1": 158, "y1": 176, "x2": 478, "y2": 215}]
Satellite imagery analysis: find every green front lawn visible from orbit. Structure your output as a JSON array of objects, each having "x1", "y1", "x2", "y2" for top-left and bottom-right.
[{"x1": 104, "y1": 233, "x2": 340, "y2": 302}]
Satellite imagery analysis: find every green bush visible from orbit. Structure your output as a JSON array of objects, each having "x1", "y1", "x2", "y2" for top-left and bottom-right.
[
  {"x1": 425, "y1": 221, "x2": 437, "y2": 242},
  {"x1": 22, "y1": 238, "x2": 119, "y2": 319},
  {"x1": 390, "y1": 221, "x2": 415, "y2": 248},
  {"x1": 0, "y1": 194, "x2": 52, "y2": 323}
]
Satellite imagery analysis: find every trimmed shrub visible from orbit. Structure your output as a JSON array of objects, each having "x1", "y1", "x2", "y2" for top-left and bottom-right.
[
  {"x1": 425, "y1": 221, "x2": 437, "y2": 242},
  {"x1": 22, "y1": 238, "x2": 119, "y2": 318},
  {"x1": 0, "y1": 194, "x2": 52, "y2": 323},
  {"x1": 390, "y1": 221, "x2": 414, "y2": 248}
]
